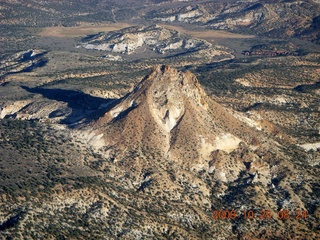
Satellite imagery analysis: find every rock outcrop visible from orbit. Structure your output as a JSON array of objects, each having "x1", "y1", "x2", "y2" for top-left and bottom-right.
[
  {"x1": 0, "y1": 49, "x2": 47, "y2": 78},
  {"x1": 150, "y1": 1, "x2": 320, "y2": 43},
  {"x1": 79, "y1": 25, "x2": 212, "y2": 55}
]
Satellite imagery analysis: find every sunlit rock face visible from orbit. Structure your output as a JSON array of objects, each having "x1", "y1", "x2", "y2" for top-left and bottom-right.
[{"x1": 79, "y1": 25, "x2": 212, "y2": 55}]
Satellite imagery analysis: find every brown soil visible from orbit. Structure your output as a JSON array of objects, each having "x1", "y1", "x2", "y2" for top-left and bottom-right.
[{"x1": 38, "y1": 22, "x2": 133, "y2": 38}]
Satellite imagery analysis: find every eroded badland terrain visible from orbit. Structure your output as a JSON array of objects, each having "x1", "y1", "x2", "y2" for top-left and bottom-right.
[{"x1": 0, "y1": 0, "x2": 319, "y2": 239}]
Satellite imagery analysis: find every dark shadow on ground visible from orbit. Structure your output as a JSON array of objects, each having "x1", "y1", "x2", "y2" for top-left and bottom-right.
[
  {"x1": 21, "y1": 86, "x2": 119, "y2": 127},
  {"x1": 294, "y1": 81, "x2": 320, "y2": 93}
]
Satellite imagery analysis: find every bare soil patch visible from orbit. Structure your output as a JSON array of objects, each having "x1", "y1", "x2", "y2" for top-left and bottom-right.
[{"x1": 38, "y1": 22, "x2": 132, "y2": 38}]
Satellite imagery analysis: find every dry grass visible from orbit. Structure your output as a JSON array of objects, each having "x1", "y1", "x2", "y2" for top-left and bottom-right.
[{"x1": 38, "y1": 22, "x2": 133, "y2": 38}]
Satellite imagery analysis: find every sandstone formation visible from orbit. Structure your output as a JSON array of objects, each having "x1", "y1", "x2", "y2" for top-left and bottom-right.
[{"x1": 78, "y1": 25, "x2": 218, "y2": 56}]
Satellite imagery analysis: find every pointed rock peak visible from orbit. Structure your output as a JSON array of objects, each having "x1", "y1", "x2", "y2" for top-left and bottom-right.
[
  {"x1": 149, "y1": 65, "x2": 176, "y2": 76},
  {"x1": 147, "y1": 65, "x2": 198, "y2": 86},
  {"x1": 144, "y1": 65, "x2": 203, "y2": 98},
  {"x1": 99, "y1": 65, "x2": 208, "y2": 133},
  {"x1": 131, "y1": 65, "x2": 208, "y2": 132}
]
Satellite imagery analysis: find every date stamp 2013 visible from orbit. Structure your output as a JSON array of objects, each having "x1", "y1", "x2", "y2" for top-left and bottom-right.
[{"x1": 212, "y1": 209, "x2": 307, "y2": 220}]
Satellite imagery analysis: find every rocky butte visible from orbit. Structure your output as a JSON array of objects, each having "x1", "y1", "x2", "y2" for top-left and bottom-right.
[{"x1": 89, "y1": 65, "x2": 285, "y2": 185}]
